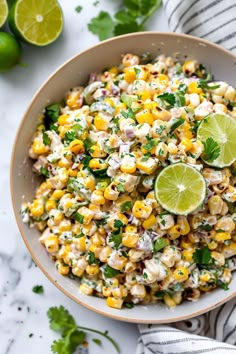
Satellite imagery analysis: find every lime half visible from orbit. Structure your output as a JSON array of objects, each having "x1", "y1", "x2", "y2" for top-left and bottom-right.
[
  {"x1": 197, "y1": 113, "x2": 236, "y2": 168},
  {"x1": 0, "y1": 0, "x2": 8, "y2": 28},
  {"x1": 9, "y1": 0, "x2": 63, "y2": 46},
  {"x1": 155, "y1": 163, "x2": 206, "y2": 215}
]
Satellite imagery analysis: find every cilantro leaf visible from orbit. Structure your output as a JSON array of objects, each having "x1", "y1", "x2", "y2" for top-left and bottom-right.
[
  {"x1": 87, "y1": 251, "x2": 99, "y2": 265},
  {"x1": 45, "y1": 103, "x2": 60, "y2": 123},
  {"x1": 198, "y1": 74, "x2": 220, "y2": 90},
  {"x1": 117, "y1": 183, "x2": 125, "y2": 192},
  {"x1": 154, "y1": 238, "x2": 168, "y2": 252},
  {"x1": 64, "y1": 131, "x2": 77, "y2": 144},
  {"x1": 143, "y1": 136, "x2": 158, "y2": 151},
  {"x1": 202, "y1": 137, "x2": 221, "y2": 162},
  {"x1": 109, "y1": 231, "x2": 122, "y2": 249},
  {"x1": 216, "y1": 279, "x2": 229, "y2": 291},
  {"x1": 103, "y1": 265, "x2": 120, "y2": 278},
  {"x1": 114, "y1": 21, "x2": 141, "y2": 36},
  {"x1": 169, "y1": 117, "x2": 185, "y2": 133},
  {"x1": 73, "y1": 212, "x2": 84, "y2": 224},
  {"x1": 157, "y1": 92, "x2": 176, "y2": 107},
  {"x1": 40, "y1": 167, "x2": 49, "y2": 178},
  {"x1": 120, "y1": 201, "x2": 132, "y2": 212},
  {"x1": 47, "y1": 306, "x2": 76, "y2": 332},
  {"x1": 88, "y1": 11, "x2": 115, "y2": 41},
  {"x1": 48, "y1": 306, "x2": 120, "y2": 353},
  {"x1": 75, "y1": 5, "x2": 82, "y2": 13},
  {"x1": 114, "y1": 220, "x2": 124, "y2": 229},
  {"x1": 43, "y1": 132, "x2": 51, "y2": 146},
  {"x1": 121, "y1": 108, "x2": 136, "y2": 120},
  {"x1": 32, "y1": 285, "x2": 44, "y2": 294},
  {"x1": 93, "y1": 338, "x2": 102, "y2": 346},
  {"x1": 193, "y1": 246, "x2": 212, "y2": 265}
]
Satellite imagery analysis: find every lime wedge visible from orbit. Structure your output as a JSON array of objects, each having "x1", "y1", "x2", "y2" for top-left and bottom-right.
[
  {"x1": 9, "y1": 0, "x2": 63, "y2": 46},
  {"x1": 197, "y1": 113, "x2": 236, "y2": 168},
  {"x1": 154, "y1": 163, "x2": 206, "y2": 215},
  {"x1": 0, "y1": 0, "x2": 8, "y2": 28}
]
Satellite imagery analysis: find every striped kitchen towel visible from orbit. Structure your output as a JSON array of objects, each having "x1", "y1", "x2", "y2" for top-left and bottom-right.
[
  {"x1": 136, "y1": 297, "x2": 236, "y2": 353},
  {"x1": 163, "y1": 0, "x2": 236, "y2": 53}
]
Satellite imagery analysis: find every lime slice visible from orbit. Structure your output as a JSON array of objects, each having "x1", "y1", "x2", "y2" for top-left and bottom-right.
[
  {"x1": 0, "y1": 32, "x2": 21, "y2": 72},
  {"x1": 154, "y1": 163, "x2": 206, "y2": 215},
  {"x1": 197, "y1": 113, "x2": 236, "y2": 168},
  {"x1": 0, "y1": 0, "x2": 8, "y2": 28},
  {"x1": 9, "y1": 0, "x2": 63, "y2": 46}
]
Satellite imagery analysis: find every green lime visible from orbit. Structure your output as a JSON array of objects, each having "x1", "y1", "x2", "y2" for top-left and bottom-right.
[
  {"x1": 0, "y1": 0, "x2": 8, "y2": 28},
  {"x1": 9, "y1": 0, "x2": 64, "y2": 46},
  {"x1": 154, "y1": 163, "x2": 206, "y2": 215},
  {"x1": 197, "y1": 113, "x2": 236, "y2": 167},
  {"x1": 0, "y1": 32, "x2": 21, "y2": 72}
]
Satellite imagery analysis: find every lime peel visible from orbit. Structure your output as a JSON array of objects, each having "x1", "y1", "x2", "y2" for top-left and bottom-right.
[{"x1": 154, "y1": 163, "x2": 206, "y2": 215}]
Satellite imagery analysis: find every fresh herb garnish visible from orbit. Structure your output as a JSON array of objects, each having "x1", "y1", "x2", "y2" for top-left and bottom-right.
[
  {"x1": 124, "y1": 302, "x2": 134, "y2": 309},
  {"x1": 153, "y1": 238, "x2": 168, "y2": 252},
  {"x1": 141, "y1": 152, "x2": 151, "y2": 161},
  {"x1": 64, "y1": 131, "x2": 77, "y2": 144},
  {"x1": 88, "y1": 0, "x2": 162, "y2": 40},
  {"x1": 32, "y1": 285, "x2": 44, "y2": 294},
  {"x1": 47, "y1": 305, "x2": 120, "y2": 354},
  {"x1": 73, "y1": 212, "x2": 84, "y2": 224},
  {"x1": 169, "y1": 117, "x2": 185, "y2": 133},
  {"x1": 93, "y1": 338, "x2": 102, "y2": 346},
  {"x1": 216, "y1": 279, "x2": 229, "y2": 291},
  {"x1": 120, "y1": 201, "x2": 132, "y2": 212},
  {"x1": 198, "y1": 74, "x2": 220, "y2": 90},
  {"x1": 103, "y1": 265, "x2": 120, "y2": 278},
  {"x1": 157, "y1": 92, "x2": 176, "y2": 107},
  {"x1": 154, "y1": 290, "x2": 166, "y2": 298},
  {"x1": 114, "y1": 220, "x2": 124, "y2": 229},
  {"x1": 87, "y1": 251, "x2": 99, "y2": 265},
  {"x1": 199, "y1": 223, "x2": 212, "y2": 231},
  {"x1": 143, "y1": 136, "x2": 158, "y2": 151},
  {"x1": 75, "y1": 5, "x2": 82, "y2": 13},
  {"x1": 121, "y1": 108, "x2": 136, "y2": 120},
  {"x1": 40, "y1": 167, "x2": 49, "y2": 178},
  {"x1": 117, "y1": 183, "x2": 125, "y2": 193},
  {"x1": 43, "y1": 132, "x2": 51, "y2": 146},
  {"x1": 193, "y1": 246, "x2": 212, "y2": 265},
  {"x1": 202, "y1": 137, "x2": 220, "y2": 162}
]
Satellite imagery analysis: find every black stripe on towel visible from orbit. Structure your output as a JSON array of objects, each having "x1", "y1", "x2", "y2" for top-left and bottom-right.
[
  {"x1": 201, "y1": 18, "x2": 236, "y2": 38},
  {"x1": 186, "y1": 4, "x2": 236, "y2": 35},
  {"x1": 174, "y1": 0, "x2": 223, "y2": 32}
]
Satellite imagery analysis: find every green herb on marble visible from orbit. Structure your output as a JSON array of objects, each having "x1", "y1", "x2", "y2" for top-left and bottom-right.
[
  {"x1": 47, "y1": 305, "x2": 120, "y2": 354},
  {"x1": 32, "y1": 285, "x2": 44, "y2": 294}
]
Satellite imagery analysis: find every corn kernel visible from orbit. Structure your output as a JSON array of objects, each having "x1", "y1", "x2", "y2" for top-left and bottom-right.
[
  {"x1": 45, "y1": 199, "x2": 57, "y2": 212},
  {"x1": 163, "y1": 294, "x2": 176, "y2": 307},
  {"x1": 51, "y1": 190, "x2": 66, "y2": 200},
  {"x1": 69, "y1": 139, "x2": 85, "y2": 154},
  {"x1": 136, "y1": 109, "x2": 154, "y2": 125},
  {"x1": 80, "y1": 283, "x2": 93, "y2": 295},
  {"x1": 45, "y1": 236, "x2": 59, "y2": 253},
  {"x1": 124, "y1": 67, "x2": 136, "y2": 83},
  {"x1": 66, "y1": 91, "x2": 82, "y2": 109},
  {"x1": 136, "y1": 157, "x2": 158, "y2": 175},
  {"x1": 122, "y1": 233, "x2": 139, "y2": 248},
  {"x1": 58, "y1": 114, "x2": 70, "y2": 125},
  {"x1": 56, "y1": 261, "x2": 70, "y2": 275},
  {"x1": 94, "y1": 114, "x2": 110, "y2": 131},
  {"x1": 173, "y1": 267, "x2": 189, "y2": 282},
  {"x1": 132, "y1": 200, "x2": 152, "y2": 219},
  {"x1": 142, "y1": 214, "x2": 156, "y2": 229},
  {"x1": 180, "y1": 138, "x2": 193, "y2": 152},
  {"x1": 32, "y1": 139, "x2": 48, "y2": 155},
  {"x1": 90, "y1": 144, "x2": 107, "y2": 158},
  {"x1": 30, "y1": 199, "x2": 44, "y2": 218},
  {"x1": 182, "y1": 249, "x2": 194, "y2": 262},
  {"x1": 106, "y1": 296, "x2": 123, "y2": 309},
  {"x1": 188, "y1": 81, "x2": 202, "y2": 94},
  {"x1": 86, "y1": 264, "x2": 100, "y2": 276},
  {"x1": 168, "y1": 225, "x2": 181, "y2": 240}
]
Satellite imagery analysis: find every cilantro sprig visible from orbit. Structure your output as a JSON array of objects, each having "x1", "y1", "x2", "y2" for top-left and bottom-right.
[
  {"x1": 202, "y1": 137, "x2": 221, "y2": 162},
  {"x1": 48, "y1": 306, "x2": 120, "y2": 353},
  {"x1": 88, "y1": 0, "x2": 162, "y2": 41}
]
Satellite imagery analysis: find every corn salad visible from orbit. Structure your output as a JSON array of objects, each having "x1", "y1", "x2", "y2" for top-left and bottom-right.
[{"x1": 22, "y1": 53, "x2": 236, "y2": 309}]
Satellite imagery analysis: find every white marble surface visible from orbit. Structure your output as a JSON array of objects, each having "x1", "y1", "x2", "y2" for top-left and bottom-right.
[{"x1": 0, "y1": 1, "x2": 169, "y2": 353}]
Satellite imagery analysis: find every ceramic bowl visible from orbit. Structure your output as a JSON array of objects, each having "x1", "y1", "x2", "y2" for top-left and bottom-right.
[{"x1": 10, "y1": 32, "x2": 236, "y2": 323}]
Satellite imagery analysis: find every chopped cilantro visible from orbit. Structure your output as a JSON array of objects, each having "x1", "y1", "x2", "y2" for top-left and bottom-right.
[
  {"x1": 32, "y1": 285, "x2": 44, "y2": 294},
  {"x1": 121, "y1": 108, "x2": 136, "y2": 120},
  {"x1": 134, "y1": 67, "x2": 141, "y2": 77},
  {"x1": 88, "y1": 11, "x2": 114, "y2": 41},
  {"x1": 114, "y1": 220, "x2": 124, "y2": 229},
  {"x1": 75, "y1": 5, "x2": 82, "y2": 13},
  {"x1": 157, "y1": 92, "x2": 176, "y2": 107},
  {"x1": 216, "y1": 279, "x2": 229, "y2": 291},
  {"x1": 43, "y1": 132, "x2": 51, "y2": 146},
  {"x1": 73, "y1": 212, "x2": 84, "y2": 224},
  {"x1": 193, "y1": 246, "x2": 212, "y2": 265},
  {"x1": 93, "y1": 338, "x2": 102, "y2": 346},
  {"x1": 141, "y1": 152, "x2": 151, "y2": 161},
  {"x1": 117, "y1": 183, "x2": 125, "y2": 193},
  {"x1": 40, "y1": 167, "x2": 49, "y2": 178},
  {"x1": 120, "y1": 201, "x2": 132, "y2": 212},
  {"x1": 154, "y1": 290, "x2": 165, "y2": 298},
  {"x1": 202, "y1": 137, "x2": 220, "y2": 162},
  {"x1": 103, "y1": 265, "x2": 120, "y2": 278},
  {"x1": 169, "y1": 117, "x2": 185, "y2": 133},
  {"x1": 124, "y1": 302, "x2": 134, "y2": 309},
  {"x1": 154, "y1": 238, "x2": 168, "y2": 252},
  {"x1": 143, "y1": 136, "x2": 158, "y2": 151},
  {"x1": 87, "y1": 251, "x2": 99, "y2": 265},
  {"x1": 198, "y1": 74, "x2": 220, "y2": 90},
  {"x1": 64, "y1": 130, "x2": 77, "y2": 144},
  {"x1": 109, "y1": 231, "x2": 122, "y2": 249}
]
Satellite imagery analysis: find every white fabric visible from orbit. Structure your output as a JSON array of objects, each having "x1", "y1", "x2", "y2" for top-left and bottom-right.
[
  {"x1": 136, "y1": 1, "x2": 236, "y2": 352},
  {"x1": 163, "y1": 0, "x2": 236, "y2": 53},
  {"x1": 136, "y1": 298, "x2": 236, "y2": 354}
]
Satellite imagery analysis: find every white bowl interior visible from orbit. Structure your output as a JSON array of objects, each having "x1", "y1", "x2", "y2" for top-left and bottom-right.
[{"x1": 11, "y1": 32, "x2": 236, "y2": 323}]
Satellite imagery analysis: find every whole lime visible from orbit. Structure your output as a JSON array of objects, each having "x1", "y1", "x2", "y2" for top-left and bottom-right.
[{"x1": 0, "y1": 32, "x2": 21, "y2": 72}]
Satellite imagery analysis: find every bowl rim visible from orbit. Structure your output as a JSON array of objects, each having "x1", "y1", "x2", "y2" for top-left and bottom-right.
[{"x1": 10, "y1": 31, "x2": 236, "y2": 324}]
